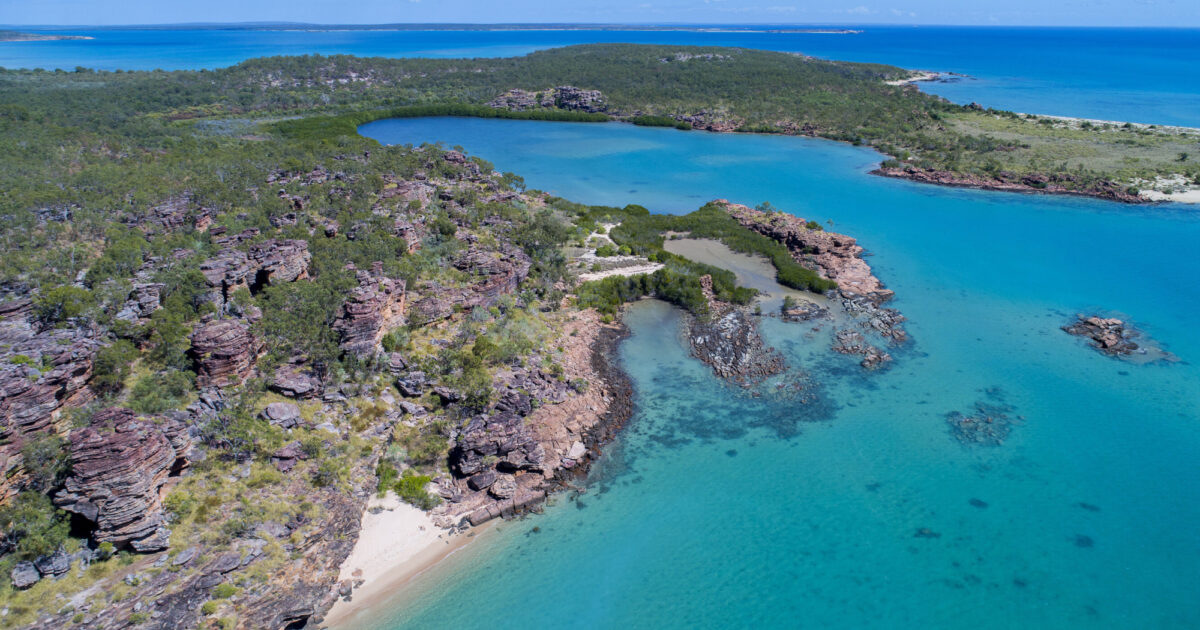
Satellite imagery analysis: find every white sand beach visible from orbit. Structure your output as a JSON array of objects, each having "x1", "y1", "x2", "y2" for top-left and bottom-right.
[{"x1": 322, "y1": 494, "x2": 474, "y2": 628}]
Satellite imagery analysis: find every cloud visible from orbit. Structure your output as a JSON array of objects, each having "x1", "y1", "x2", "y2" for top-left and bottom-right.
[
  {"x1": 890, "y1": 8, "x2": 916, "y2": 17},
  {"x1": 847, "y1": 5, "x2": 874, "y2": 14}
]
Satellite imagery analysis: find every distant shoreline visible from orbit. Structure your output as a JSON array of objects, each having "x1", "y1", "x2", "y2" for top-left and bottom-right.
[
  {"x1": 0, "y1": 31, "x2": 93, "y2": 42},
  {"x1": 3, "y1": 23, "x2": 861, "y2": 35}
]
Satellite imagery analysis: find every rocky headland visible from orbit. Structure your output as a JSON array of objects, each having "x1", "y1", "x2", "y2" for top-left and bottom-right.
[
  {"x1": 712, "y1": 200, "x2": 907, "y2": 369},
  {"x1": 873, "y1": 165, "x2": 1146, "y2": 204}
]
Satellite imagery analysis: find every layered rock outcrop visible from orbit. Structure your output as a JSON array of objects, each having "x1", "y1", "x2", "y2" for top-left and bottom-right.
[
  {"x1": 189, "y1": 318, "x2": 259, "y2": 388},
  {"x1": 452, "y1": 245, "x2": 532, "y2": 308},
  {"x1": 0, "y1": 312, "x2": 100, "y2": 501},
  {"x1": 54, "y1": 408, "x2": 191, "y2": 552},
  {"x1": 333, "y1": 263, "x2": 407, "y2": 356},
  {"x1": 435, "y1": 313, "x2": 633, "y2": 528},
  {"x1": 200, "y1": 237, "x2": 310, "y2": 312},
  {"x1": 874, "y1": 165, "x2": 1146, "y2": 204}
]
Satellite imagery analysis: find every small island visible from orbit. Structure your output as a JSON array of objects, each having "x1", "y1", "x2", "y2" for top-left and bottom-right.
[{"x1": 0, "y1": 30, "x2": 93, "y2": 42}]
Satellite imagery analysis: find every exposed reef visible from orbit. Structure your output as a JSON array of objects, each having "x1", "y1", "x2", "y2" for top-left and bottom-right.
[
  {"x1": 1062, "y1": 314, "x2": 1176, "y2": 362},
  {"x1": 686, "y1": 275, "x2": 785, "y2": 383}
]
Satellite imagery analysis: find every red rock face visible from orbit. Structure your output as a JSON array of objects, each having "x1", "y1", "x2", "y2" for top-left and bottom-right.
[
  {"x1": 189, "y1": 319, "x2": 259, "y2": 388},
  {"x1": 54, "y1": 408, "x2": 191, "y2": 551},
  {"x1": 452, "y1": 245, "x2": 532, "y2": 309},
  {"x1": 333, "y1": 264, "x2": 407, "y2": 356},
  {"x1": 715, "y1": 200, "x2": 893, "y2": 302},
  {"x1": 200, "y1": 237, "x2": 311, "y2": 312},
  {"x1": 0, "y1": 315, "x2": 100, "y2": 501}
]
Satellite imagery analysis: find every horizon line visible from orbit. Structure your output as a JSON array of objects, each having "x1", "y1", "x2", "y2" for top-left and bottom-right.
[{"x1": 4, "y1": 21, "x2": 1199, "y2": 29}]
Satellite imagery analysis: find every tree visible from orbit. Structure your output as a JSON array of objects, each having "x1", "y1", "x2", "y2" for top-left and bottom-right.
[{"x1": 33, "y1": 286, "x2": 93, "y2": 328}]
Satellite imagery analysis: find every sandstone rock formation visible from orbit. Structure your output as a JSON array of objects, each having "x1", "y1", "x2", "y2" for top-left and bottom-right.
[
  {"x1": 0, "y1": 312, "x2": 100, "y2": 501},
  {"x1": 200, "y1": 237, "x2": 310, "y2": 312},
  {"x1": 453, "y1": 244, "x2": 532, "y2": 309},
  {"x1": 54, "y1": 408, "x2": 191, "y2": 552},
  {"x1": 874, "y1": 165, "x2": 1145, "y2": 204},
  {"x1": 687, "y1": 275, "x2": 784, "y2": 382},
  {"x1": 332, "y1": 263, "x2": 407, "y2": 356},
  {"x1": 189, "y1": 318, "x2": 259, "y2": 388},
  {"x1": 1061, "y1": 314, "x2": 1165, "y2": 358},
  {"x1": 115, "y1": 282, "x2": 164, "y2": 322}
]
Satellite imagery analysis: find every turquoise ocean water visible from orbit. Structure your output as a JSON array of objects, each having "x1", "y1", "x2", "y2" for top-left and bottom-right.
[
  {"x1": 3, "y1": 26, "x2": 1199, "y2": 126},
  {"x1": 352, "y1": 117, "x2": 1200, "y2": 629}
]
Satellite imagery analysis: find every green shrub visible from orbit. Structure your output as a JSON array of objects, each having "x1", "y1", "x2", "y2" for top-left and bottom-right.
[
  {"x1": 211, "y1": 583, "x2": 239, "y2": 599},
  {"x1": 91, "y1": 340, "x2": 139, "y2": 396},
  {"x1": 0, "y1": 492, "x2": 70, "y2": 562},
  {"x1": 394, "y1": 471, "x2": 440, "y2": 510},
  {"x1": 20, "y1": 435, "x2": 69, "y2": 492},
  {"x1": 128, "y1": 369, "x2": 195, "y2": 414}
]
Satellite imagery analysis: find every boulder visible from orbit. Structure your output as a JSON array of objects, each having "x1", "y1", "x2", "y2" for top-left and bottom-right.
[
  {"x1": 271, "y1": 442, "x2": 307, "y2": 473},
  {"x1": 54, "y1": 408, "x2": 187, "y2": 551},
  {"x1": 260, "y1": 402, "x2": 302, "y2": 429},
  {"x1": 10, "y1": 561, "x2": 39, "y2": 589},
  {"x1": 395, "y1": 372, "x2": 428, "y2": 398},
  {"x1": 270, "y1": 365, "x2": 321, "y2": 399},
  {"x1": 467, "y1": 470, "x2": 497, "y2": 491},
  {"x1": 33, "y1": 550, "x2": 71, "y2": 577}
]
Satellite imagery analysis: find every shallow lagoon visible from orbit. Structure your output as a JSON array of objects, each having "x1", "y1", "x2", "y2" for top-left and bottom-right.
[{"x1": 353, "y1": 117, "x2": 1200, "y2": 629}]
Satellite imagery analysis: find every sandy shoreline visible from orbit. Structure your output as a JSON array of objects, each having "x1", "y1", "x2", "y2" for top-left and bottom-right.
[{"x1": 322, "y1": 493, "x2": 480, "y2": 628}]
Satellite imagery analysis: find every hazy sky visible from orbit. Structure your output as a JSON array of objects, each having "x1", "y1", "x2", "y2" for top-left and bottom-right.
[{"x1": 2, "y1": 0, "x2": 1197, "y2": 27}]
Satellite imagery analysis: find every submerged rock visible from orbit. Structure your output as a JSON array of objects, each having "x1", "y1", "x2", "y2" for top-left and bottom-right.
[
  {"x1": 832, "y1": 329, "x2": 892, "y2": 370},
  {"x1": 946, "y1": 400, "x2": 1016, "y2": 447}
]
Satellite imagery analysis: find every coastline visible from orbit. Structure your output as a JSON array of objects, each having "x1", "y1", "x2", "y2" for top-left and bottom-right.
[
  {"x1": 321, "y1": 493, "x2": 485, "y2": 628},
  {"x1": 319, "y1": 314, "x2": 635, "y2": 627}
]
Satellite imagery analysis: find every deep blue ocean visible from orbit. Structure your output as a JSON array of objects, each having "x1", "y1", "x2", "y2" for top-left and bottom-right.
[
  {"x1": 352, "y1": 118, "x2": 1200, "y2": 629},
  {"x1": 2, "y1": 26, "x2": 1199, "y2": 126}
]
